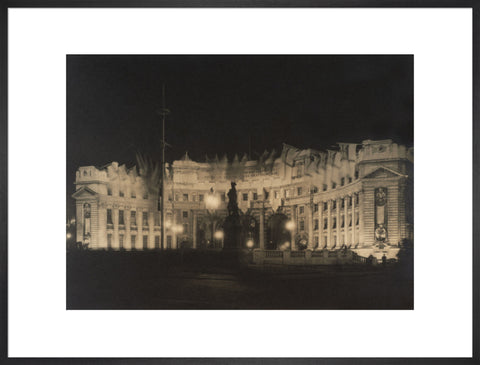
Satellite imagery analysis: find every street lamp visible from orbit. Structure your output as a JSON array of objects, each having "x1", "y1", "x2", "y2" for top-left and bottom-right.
[
  {"x1": 286, "y1": 220, "x2": 296, "y2": 250},
  {"x1": 205, "y1": 188, "x2": 220, "y2": 248}
]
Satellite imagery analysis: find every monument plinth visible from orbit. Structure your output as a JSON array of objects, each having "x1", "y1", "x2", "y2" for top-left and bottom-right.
[{"x1": 223, "y1": 182, "x2": 243, "y2": 250}]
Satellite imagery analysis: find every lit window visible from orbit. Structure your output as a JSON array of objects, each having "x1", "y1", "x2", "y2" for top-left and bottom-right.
[
  {"x1": 243, "y1": 193, "x2": 248, "y2": 201},
  {"x1": 183, "y1": 211, "x2": 188, "y2": 218}
]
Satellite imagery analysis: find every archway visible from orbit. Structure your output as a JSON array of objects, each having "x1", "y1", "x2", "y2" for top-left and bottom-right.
[{"x1": 266, "y1": 213, "x2": 290, "y2": 250}]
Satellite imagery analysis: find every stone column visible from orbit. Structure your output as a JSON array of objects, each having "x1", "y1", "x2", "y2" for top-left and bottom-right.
[
  {"x1": 148, "y1": 211, "x2": 154, "y2": 249},
  {"x1": 359, "y1": 191, "x2": 365, "y2": 247},
  {"x1": 351, "y1": 194, "x2": 356, "y2": 246},
  {"x1": 259, "y1": 207, "x2": 265, "y2": 250},
  {"x1": 336, "y1": 197, "x2": 341, "y2": 248},
  {"x1": 318, "y1": 201, "x2": 323, "y2": 249},
  {"x1": 307, "y1": 204, "x2": 314, "y2": 249},
  {"x1": 192, "y1": 210, "x2": 197, "y2": 249},
  {"x1": 327, "y1": 200, "x2": 332, "y2": 248},
  {"x1": 291, "y1": 205, "x2": 296, "y2": 250},
  {"x1": 125, "y1": 208, "x2": 131, "y2": 250},
  {"x1": 113, "y1": 207, "x2": 119, "y2": 250},
  {"x1": 136, "y1": 209, "x2": 142, "y2": 250},
  {"x1": 344, "y1": 196, "x2": 348, "y2": 246}
]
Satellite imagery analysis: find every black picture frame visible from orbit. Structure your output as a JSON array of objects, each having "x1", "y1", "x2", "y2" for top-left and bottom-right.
[{"x1": 1, "y1": 1, "x2": 478, "y2": 364}]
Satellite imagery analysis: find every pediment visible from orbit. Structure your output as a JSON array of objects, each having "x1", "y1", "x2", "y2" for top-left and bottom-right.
[
  {"x1": 72, "y1": 186, "x2": 98, "y2": 200},
  {"x1": 363, "y1": 166, "x2": 406, "y2": 179}
]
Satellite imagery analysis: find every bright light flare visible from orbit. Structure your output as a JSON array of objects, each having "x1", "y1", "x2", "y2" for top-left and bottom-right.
[
  {"x1": 285, "y1": 220, "x2": 296, "y2": 231},
  {"x1": 246, "y1": 239, "x2": 254, "y2": 249},
  {"x1": 214, "y1": 231, "x2": 224, "y2": 240}
]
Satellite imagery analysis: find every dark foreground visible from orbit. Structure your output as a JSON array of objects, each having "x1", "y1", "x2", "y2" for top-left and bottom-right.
[{"x1": 67, "y1": 250, "x2": 413, "y2": 310}]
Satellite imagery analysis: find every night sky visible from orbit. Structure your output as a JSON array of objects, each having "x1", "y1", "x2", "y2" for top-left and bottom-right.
[{"x1": 67, "y1": 55, "x2": 413, "y2": 217}]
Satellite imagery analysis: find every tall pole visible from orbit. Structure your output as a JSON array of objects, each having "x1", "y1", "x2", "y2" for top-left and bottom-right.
[{"x1": 159, "y1": 84, "x2": 169, "y2": 251}]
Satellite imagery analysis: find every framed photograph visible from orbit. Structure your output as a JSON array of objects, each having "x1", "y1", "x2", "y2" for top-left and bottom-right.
[{"x1": 1, "y1": 1, "x2": 478, "y2": 363}]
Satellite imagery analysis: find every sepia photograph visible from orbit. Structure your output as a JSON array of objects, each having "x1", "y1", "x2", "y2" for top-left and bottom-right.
[{"x1": 67, "y1": 55, "x2": 413, "y2": 310}]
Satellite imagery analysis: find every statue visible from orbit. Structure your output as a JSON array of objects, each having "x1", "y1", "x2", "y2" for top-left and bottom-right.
[{"x1": 227, "y1": 181, "x2": 239, "y2": 217}]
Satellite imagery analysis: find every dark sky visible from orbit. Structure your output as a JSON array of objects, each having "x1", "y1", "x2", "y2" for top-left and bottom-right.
[{"x1": 67, "y1": 55, "x2": 413, "y2": 216}]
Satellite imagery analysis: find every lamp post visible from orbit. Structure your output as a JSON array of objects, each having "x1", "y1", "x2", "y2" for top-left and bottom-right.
[
  {"x1": 205, "y1": 188, "x2": 220, "y2": 248},
  {"x1": 286, "y1": 220, "x2": 296, "y2": 250}
]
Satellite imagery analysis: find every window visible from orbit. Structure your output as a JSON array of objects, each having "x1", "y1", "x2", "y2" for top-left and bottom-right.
[
  {"x1": 131, "y1": 190, "x2": 136, "y2": 198},
  {"x1": 243, "y1": 193, "x2": 248, "y2": 201},
  {"x1": 312, "y1": 186, "x2": 318, "y2": 194},
  {"x1": 183, "y1": 194, "x2": 188, "y2": 202},
  {"x1": 119, "y1": 190, "x2": 124, "y2": 197},
  {"x1": 333, "y1": 235, "x2": 337, "y2": 246},
  {"x1": 119, "y1": 210, "x2": 124, "y2": 225},
  {"x1": 355, "y1": 193, "x2": 359, "y2": 205},
  {"x1": 322, "y1": 184, "x2": 328, "y2": 191},
  {"x1": 299, "y1": 219, "x2": 305, "y2": 231},
  {"x1": 314, "y1": 219, "x2": 319, "y2": 231},
  {"x1": 341, "y1": 216, "x2": 345, "y2": 228},
  {"x1": 348, "y1": 196, "x2": 352, "y2": 207},
  {"x1": 285, "y1": 190, "x2": 291, "y2": 198},
  {"x1": 183, "y1": 211, "x2": 188, "y2": 218},
  {"x1": 348, "y1": 216, "x2": 352, "y2": 227},
  {"x1": 143, "y1": 192, "x2": 148, "y2": 200},
  {"x1": 323, "y1": 236, "x2": 328, "y2": 246},
  {"x1": 323, "y1": 202, "x2": 328, "y2": 211},
  {"x1": 297, "y1": 187, "x2": 302, "y2": 196},
  {"x1": 356, "y1": 215, "x2": 360, "y2": 225},
  {"x1": 332, "y1": 217, "x2": 337, "y2": 229},
  {"x1": 332, "y1": 182, "x2": 337, "y2": 189},
  {"x1": 341, "y1": 198, "x2": 345, "y2": 209},
  {"x1": 323, "y1": 218, "x2": 328, "y2": 230},
  {"x1": 155, "y1": 236, "x2": 160, "y2": 249},
  {"x1": 107, "y1": 209, "x2": 113, "y2": 225},
  {"x1": 154, "y1": 213, "x2": 160, "y2": 226},
  {"x1": 355, "y1": 170, "x2": 359, "y2": 179},
  {"x1": 315, "y1": 236, "x2": 319, "y2": 246},
  {"x1": 199, "y1": 194, "x2": 204, "y2": 202},
  {"x1": 130, "y1": 211, "x2": 136, "y2": 225},
  {"x1": 340, "y1": 177, "x2": 345, "y2": 186},
  {"x1": 168, "y1": 194, "x2": 173, "y2": 201},
  {"x1": 142, "y1": 212, "x2": 148, "y2": 226},
  {"x1": 107, "y1": 187, "x2": 112, "y2": 196},
  {"x1": 119, "y1": 234, "x2": 124, "y2": 249},
  {"x1": 167, "y1": 236, "x2": 172, "y2": 249},
  {"x1": 143, "y1": 236, "x2": 148, "y2": 249},
  {"x1": 253, "y1": 192, "x2": 258, "y2": 200},
  {"x1": 332, "y1": 200, "x2": 337, "y2": 210},
  {"x1": 299, "y1": 206, "x2": 304, "y2": 215},
  {"x1": 348, "y1": 177, "x2": 352, "y2": 184},
  {"x1": 183, "y1": 223, "x2": 188, "y2": 233},
  {"x1": 314, "y1": 204, "x2": 318, "y2": 212},
  {"x1": 274, "y1": 191, "x2": 279, "y2": 199},
  {"x1": 107, "y1": 234, "x2": 112, "y2": 248}
]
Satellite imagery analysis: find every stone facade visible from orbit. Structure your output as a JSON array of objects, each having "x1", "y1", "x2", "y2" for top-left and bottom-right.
[{"x1": 72, "y1": 139, "x2": 413, "y2": 258}]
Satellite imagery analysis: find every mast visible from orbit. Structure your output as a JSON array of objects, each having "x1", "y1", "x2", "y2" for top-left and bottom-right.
[{"x1": 159, "y1": 84, "x2": 170, "y2": 251}]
